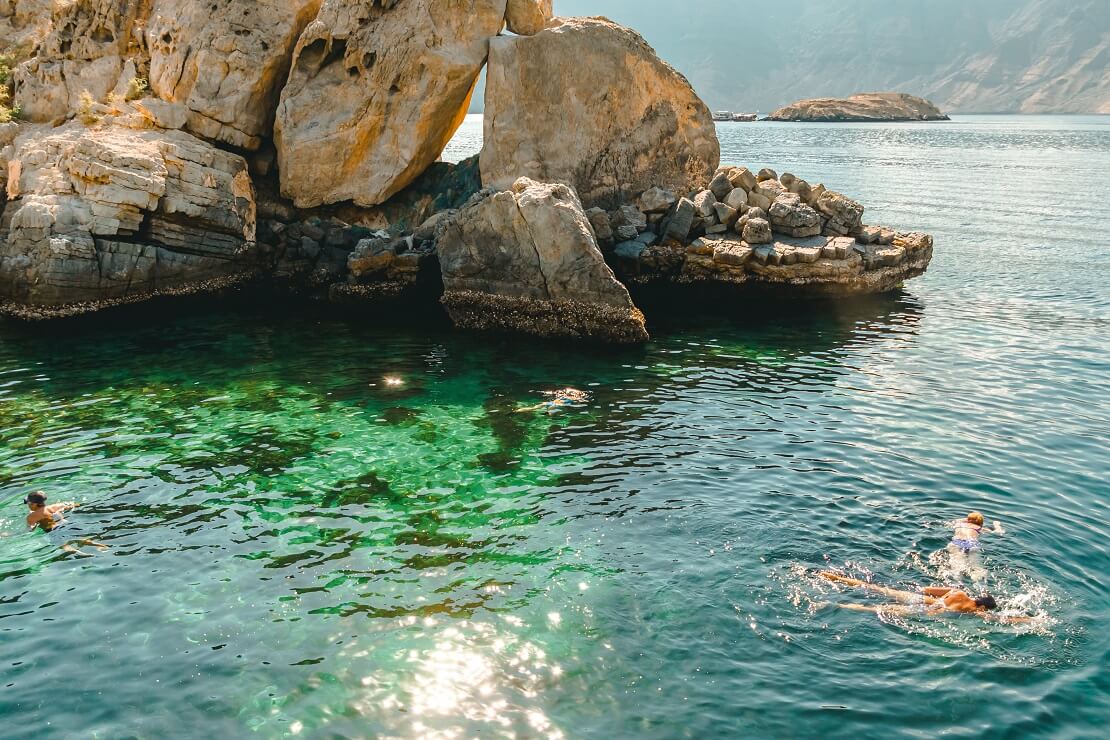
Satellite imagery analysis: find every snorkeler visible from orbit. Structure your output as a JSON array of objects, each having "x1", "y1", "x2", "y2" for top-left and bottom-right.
[
  {"x1": 24, "y1": 491, "x2": 108, "y2": 556},
  {"x1": 516, "y1": 388, "x2": 590, "y2": 413},
  {"x1": 945, "y1": 511, "x2": 1004, "y2": 581},
  {"x1": 818, "y1": 571, "x2": 1031, "y2": 624}
]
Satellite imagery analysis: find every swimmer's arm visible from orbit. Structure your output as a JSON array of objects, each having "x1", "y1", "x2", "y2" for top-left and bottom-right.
[
  {"x1": 990, "y1": 520, "x2": 1005, "y2": 534},
  {"x1": 516, "y1": 404, "x2": 544, "y2": 413}
]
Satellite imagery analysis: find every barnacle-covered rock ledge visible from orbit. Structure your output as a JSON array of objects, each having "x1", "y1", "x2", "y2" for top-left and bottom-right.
[{"x1": 0, "y1": 3, "x2": 933, "y2": 343}]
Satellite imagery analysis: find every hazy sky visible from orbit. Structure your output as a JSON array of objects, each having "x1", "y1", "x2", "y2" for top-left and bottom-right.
[{"x1": 472, "y1": 0, "x2": 1108, "y2": 114}]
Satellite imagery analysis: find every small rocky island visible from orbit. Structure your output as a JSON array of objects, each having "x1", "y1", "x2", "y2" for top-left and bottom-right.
[
  {"x1": 0, "y1": 1, "x2": 934, "y2": 343},
  {"x1": 766, "y1": 93, "x2": 949, "y2": 122}
]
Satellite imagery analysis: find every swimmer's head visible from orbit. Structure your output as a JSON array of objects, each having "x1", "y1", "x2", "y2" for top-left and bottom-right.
[
  {"x1": 974, "y1": 594, "x2": 998, "y2": 611},
  {"x1": 24, "y1": 491, "x2": 46, "y2": 509},
  {"x1": 967, "y1": 512, "x2": 985, "y2": 526}
]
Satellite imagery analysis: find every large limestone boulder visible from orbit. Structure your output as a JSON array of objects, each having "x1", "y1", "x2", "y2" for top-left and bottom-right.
[
  {"x1": 437, "y1": 177, "x2": 648, "y2": 342},
  {"x1": 481, "y1": 17, "x2": 720, "y2": 210},
  {"x1": 145, "y1": 0, "x2": 322, "y2": 150},
  {"x1": 0, "y1": 119, "x2": 256, "y2": 315},
  {"x1": 12, "y1": 0, "x2": 147, "y2": 123},
  {"x1": 275, "y1": 0, "x2": 506, "y2": 208}
]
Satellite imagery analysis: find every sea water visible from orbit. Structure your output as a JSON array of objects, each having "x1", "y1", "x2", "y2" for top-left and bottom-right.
[{"x1": 0, "y1": 116, "x2": 1107, "y2": 738}]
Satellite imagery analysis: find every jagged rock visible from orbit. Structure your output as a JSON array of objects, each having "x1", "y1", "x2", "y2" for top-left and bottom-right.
[
  {"x1": 586, "y1": 207, "x2": 613, "y2": 243},
  {"x1": 769, "y1": 192, "x2": 822, "y2": 237},
  {"x1": 788, "y1": 178, "x2": 812, "y2": 202},
  {"x1": 712, "y1": 241, "x2": 752, "y2": 266},
  {"x1": 504, "y1": 0, "x2": 552, "y2": 36},
  {"x1": 481, "y1": 17, "x2": 719, "y2": 209},
  {"x1": 747, "y1": 190, "x2": 772, "y2": 211},
  {"x1": 757, "y1": 168, "x2": 778, "y2": 182},
  {"x1": 638, "y1": 186, "x2": 677, "y2": 214},
  {"x1": 276, "y1": 0, "x2": 506, "y2": 208},
  {"x1": 709, "y1": 171, "x2": 733, "y2": 200},
  {"x1": 13, "y1": 0, "x2": 148, "y2": 123},
  {"x1": 610, "y1": 204, "x2": 647, "y2": 233},
  {"x1": 894, "y1": 232, "x2": 933, "y2": 253},
  {"x1": 815, "y1": 189, "x2": 865, "y2": 233},
  {"x1": 0, "y1": 120, "x2": 256, "y2": 314},
  {"x1": 729, "y1": 167, "x2": 757, "y2": 191},
  {"x1": 663, "y1": 197, "x2": 696, "y2": 243},
  {"x1": 437, "y1": 177, "x2": 648, "y2": 342},
  {"x1": 724, "y1": 188, "x2": 748, "y2": 210},
  {"x1": 855, "y1": 225, "x2": 882, "y2": 244},
  {"x1": 614, "y1": 224, "x2": 639, "y2": 241},
  {"x1": 714, "y1": 202, "x2": 739, "y2": 228},
  {"x1": 755, "y1": 179, "x2": 787, "y2": 202},
  {"x1": 145, "y1": 0, "x2": 322, "y2": 150},
  {"x1": 822, "y1": 236, "x2": 856, "y2": 259},
  {"x1": 614, "y1": 240, "x2": 646, "y2": 259},
  {"x1": 743, "y1": 217, "x2": 772, "y2": 244},
  {"x1": 693, "y1": 190, "x2": 717, "y2": 219}
]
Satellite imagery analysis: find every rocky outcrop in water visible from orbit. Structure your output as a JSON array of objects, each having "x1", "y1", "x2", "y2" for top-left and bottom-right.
[
  {"x1": 606, "y1": 166, "x2": 932, "y2": 297},
  {"x1": 0, "y1": 1, "x2": 934, "y2": 341},
  {"x1": 766, "y1": 93, "x2": 949, "y2": 122},
  {"x1": 480, "y1": 17, "x2": 720, "y2": 210},
  {"x1": 437, "y1": 177, "x2": 648, "y2": 343}
]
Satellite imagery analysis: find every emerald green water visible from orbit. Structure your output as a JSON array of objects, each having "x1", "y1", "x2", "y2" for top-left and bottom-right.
[{"x1": 2, "y1": 116, "x2": 1109, "y2": 738}]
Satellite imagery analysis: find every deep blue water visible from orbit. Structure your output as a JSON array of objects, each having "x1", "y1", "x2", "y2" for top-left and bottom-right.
[{"x1": 0, "y1": 115, "x2": 1107, "y2": 738}]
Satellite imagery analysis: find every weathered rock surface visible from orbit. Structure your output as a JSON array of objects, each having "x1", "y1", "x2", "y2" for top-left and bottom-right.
[
  {"x1": 504, "y1": 0, "x2": 552, "y2": 36},
  {"x1": 768, "y1": 192, "x2": 821, "y2": 238},
  {"x1": 145, "y1": 0, "x2": 322, "y2": 150},
  {"x1": 0, "y1": 119, "x2": 256, "y2": 315},
  {"x1": 12, "y1": 0, "x2": 147, "y2": 123},
  {"x1": 276, "y1": 0, "x2": 506, "y2": 208},
  {"x1": 766, "y1": 93, "x2": 950, "y2": 122},
  {"x1": 481, "y1": 17, "x2": 719, "y2": 209},
  {"x1": 437, "y1": 177, "x2": 648, "y2": 342}
]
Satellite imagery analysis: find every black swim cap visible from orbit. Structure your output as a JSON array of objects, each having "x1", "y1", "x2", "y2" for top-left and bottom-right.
[
  {"x1": 24, "y1": 492, "x2": 46, "y2": 505},
  {"x1": 974, "y1": 595, "x2": 998, "y2": 611}
]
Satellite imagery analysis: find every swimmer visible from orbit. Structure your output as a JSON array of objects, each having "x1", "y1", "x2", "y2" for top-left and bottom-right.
[
  {"x1": 946, "y1": 511, "x2": 1004, "y2": 582},
  {"x1": 24, "y1": 491, "x2": 108, "y2": 556},
  {"x1": 818, "y1": 571, "x2": 1032, "y2": 624},
  {"x1": 516, "y1": 388, "x2": 590, "y2": 413}
]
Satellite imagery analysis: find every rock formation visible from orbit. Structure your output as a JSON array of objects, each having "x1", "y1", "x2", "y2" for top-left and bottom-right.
[
  {"x1": 12, "y1": 0, "x2": 147, "y2": 124},
  {"x1": 437, "y1": 177, "x2": 648, "y2": 342},
  {"x1": 613, "y1": 165, "x2": 933, "y2": 297},
  {"x1": 0, "y1": 1, "x2": 935, "y2": 342},
  {"x1": 146, "y1": 0, "x2": 323, "y2": 150},
  {"x1": 0, "y1": 116, "x2": 257, "y2": 316},
  {"x1": 480, "y1": 17, "x2": 720, "y2": 210},
  {"x1": 766, "y1": 93, "x2": 949, "y2": 122},
  {"x1": 274, "y1": 0, "x2": 506, "y2": 208}
]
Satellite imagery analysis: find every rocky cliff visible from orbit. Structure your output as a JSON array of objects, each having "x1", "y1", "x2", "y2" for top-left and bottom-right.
[
  {"x1": 0, "y1": 1, "x2": 933, "y2": 342},
  {"x1": 766, "y1": 93, "x2": 949, "y2": 122}
]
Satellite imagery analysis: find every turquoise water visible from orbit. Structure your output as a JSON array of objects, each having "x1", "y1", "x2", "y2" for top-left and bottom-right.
[{"x1": 1, "y1": 116, "x2": 1108, "y2": 738}]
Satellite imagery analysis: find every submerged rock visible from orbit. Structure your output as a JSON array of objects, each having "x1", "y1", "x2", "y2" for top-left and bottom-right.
[
  {"x1": 437, "y1": 178, "x2": 648, "y2": 342},
  {"x1": 276, "y1": 0, "x2": 506, "y2": 208},
  {"x1": 480, "y1": 17, "x2": 719, "y2": 210}
]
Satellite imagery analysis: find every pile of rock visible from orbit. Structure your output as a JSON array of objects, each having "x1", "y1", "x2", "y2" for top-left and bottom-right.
[{"x1": 581, "y1": 165, "x2": 932, "y2": 296}]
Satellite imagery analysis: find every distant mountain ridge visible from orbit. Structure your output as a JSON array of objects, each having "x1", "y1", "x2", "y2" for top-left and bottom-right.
[{"x1": 474, "y1": 0, "x2": 1108, "y2": 114}]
